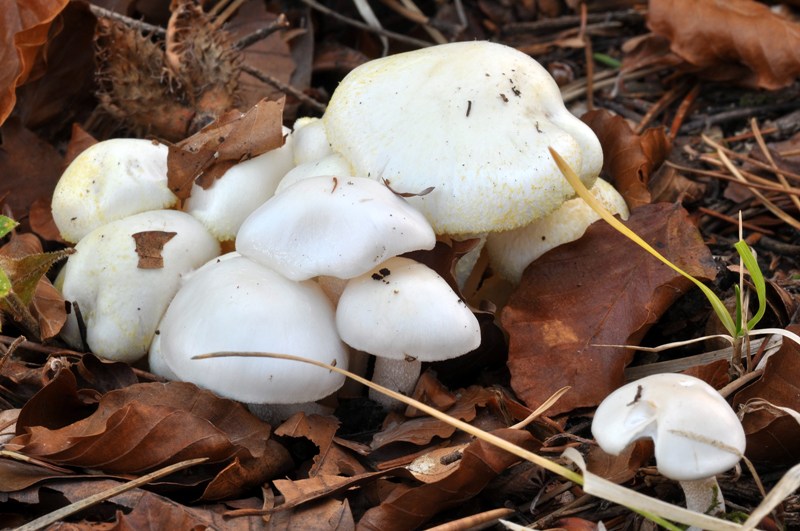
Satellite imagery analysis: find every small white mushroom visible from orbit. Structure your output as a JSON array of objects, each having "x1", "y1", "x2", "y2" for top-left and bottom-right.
[
  {"x1": 151, "y1": 253, "x2": 348, "y2": 406},
  {"x1": 486, "y1": 178, "x2": 630, "y2": 284},
  {"x1": 336, "y1": 257, "x2": 481, "y2": 408},
  {"x1": 276, "y1": 153, "x2": 353, "y2": 193},
  {"x1": 322, "y1": 41, "x2": 603, "y2": 235},
  {"x1": 51, "y1": 138, "x2": 177, "y2": 243},
  {"x1": 185, "y1": 127, "x2": 294, "y2": 240},
  {"x1": 59, "y1": 209, "x2": 220, "y2": 362},
  {"x1": 591, "y1": 373, "x2": 746, "y2": 524},
  {"x1": 291, "y1": 116, "x2": 333, "y2": 165},
  {"x1": 236, "y1": 176, "x2": 436, "y2": 281}
]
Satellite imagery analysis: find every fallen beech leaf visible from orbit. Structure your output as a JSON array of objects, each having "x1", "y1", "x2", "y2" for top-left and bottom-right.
[
  {"x1": 582, "y1": 109, "x2": 671, "y2": 208},
  {"x1": 585, "y1": 439, "x2": 653, "y2": 484},
  {"x1": 132, "y1": 230, "x2": 177, "y2": 269},
  {"x1": 11, "y1": 381, "x2": 290, "y2": 494},
  {"x1": 502, "y1": 203, "x2": 717, "y2": 415},
  {"x1": 733, "y1": 325, "x2": 800, "y2": 466},
  {"x1": 273, "y1": 470, "x2": 412, "y2": 512},
  {"x1": 269, "y1": 497, "x2": 355, "y2": 531},
  {"x1": 404, "y1": 370, "x2": 457, "y2": 418},
  {"x1": 274, "y1": 413, "x2": 339, "y2": 477},
  {"x1": 0, "y1": 0, "x2": 70, "y2": 126},
  {"x1": 359, "y1": 429, "x2": 539, "y2": 530},
  {"x1": 0, "y1": 456, "x2": 71, "y2": 493},
  {"x1": 370, "y1": 386, "x2": 495, "y2": 450},
  {"x1": 648, "y1": 0, "x2": 800, "y2": 89},
  {"x1": 167, "y1": 97, "x2": 285, "y2": 200}
]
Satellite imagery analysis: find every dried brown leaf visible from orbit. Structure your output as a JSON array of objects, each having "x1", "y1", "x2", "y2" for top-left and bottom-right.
[
  {"x1": 582, "y1": 109, "x2": 671, "y2": 208},
  {"x1": 648, "y1": 0, "x2": 800, "y2": 89},
  {"x1": 131, "y1": 231, "x2": 177, "y2": 269},
  {"x1": 167, "y1": 97, "x2": 285, "y2": 200},
  {"x1": 269, "y1": 497, "x2": 355, "y2": 531},
  {"x1": 502, "y1": 203, "x2": 717, "y2": 415},
  {"x1": 274, "y1": 413, "x2": 339, "y2": 477},
  {"x1": 733, "y1": 325, "x2": 800, "y2": 466},
  {"x1": 0, "y1": 0, "x2": 69, "y2": 126},
  {"x1": 358, "y1": 429, "x2": 539, "y2": 530}
]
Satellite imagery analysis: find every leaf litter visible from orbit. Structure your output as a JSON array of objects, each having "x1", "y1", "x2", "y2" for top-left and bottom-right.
[{"x1": 2, "y1": 0, "x2": 800, "y2": 528}]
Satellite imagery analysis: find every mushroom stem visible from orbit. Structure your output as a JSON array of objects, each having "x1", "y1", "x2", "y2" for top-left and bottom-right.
[
  {"x1": 679, "y1": 476, "x2": 725, "y2": 530},
  {"x1": 369, "y1": 357, "x2": 422, "y2": 409},
  {"x1": 247, "y1": 401, "x2": 334, "y2": 425}
]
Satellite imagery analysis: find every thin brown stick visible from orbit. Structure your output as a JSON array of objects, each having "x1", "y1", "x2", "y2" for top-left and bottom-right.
[
  {"x1": 635, "y1": 82, "x2": 686, "y2": 134},
  {"x1": 697, "y1": 207, "x2": 774, "y2": 235},
  {"x1": 424, "y1": 508, "x2": 516, "y2": 531},
  {"x1": 234, "y1": 14, "x2": 289, "y2": 50},
  {"x1": 751, "y1": 118, "x2": 800, "y2": 213},
  {"x1": 668, "y1": 83, "x2": 700, "y2": 141},
  {"x1": 579, "y1": 3, "x2": 594, "y2": 111},
  {"x1": 300, "y1": 0, "x2": 434, "y2": 48},
  {"x1": 0, "y1": 335, "x2": 24, "y2": 372},
  {"x1": 666, "y1": 161, "x2": 800, "y2": 197},
  {"x1": 241, "y1": 64, "x2": 327, "y2": 113}
]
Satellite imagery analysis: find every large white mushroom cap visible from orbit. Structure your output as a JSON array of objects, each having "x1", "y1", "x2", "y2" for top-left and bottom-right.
[
  {"x1": 185, "y1": 127, "x2": 294, "y2": 240},
  {"x1": 336, "y1": 256, "x2": 481, "y2": 362},
  {"x1": 591, "y1": 373, "x2": 746, "y2": 481},
  {"x1": 322, "y1": 41, "x2": 603, "y2": 235},
  {"x1": 486, "y1": 178, "x2": 629, "y2": 284},
  {"x1": 152, "y1": 253, "x2": 348, "y2": 404},
  {"x1": 52, "y1": 138, "x2": 177, "y2": 243},
  {"x1": 58, "y1": 209, "x2": 220, "y2": 362},
  {"x1": 236, "y1": 176, "x2": 436, "y2": 281}
]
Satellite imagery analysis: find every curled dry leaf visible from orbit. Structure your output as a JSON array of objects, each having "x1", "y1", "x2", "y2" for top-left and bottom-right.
[
  {"x1": 502, "y1": 203, "x2": 717, "y2": 416},
  {"x1": 648, "y1": 0, "x2": 800, "y2": 89},
  {"x1": 11, "y1": 381, "x2": 291, "y2": 497},
  {"x1": 733, "y1": 325, "x2": 800, "y2": 466},
  {"x1": 0, "y1": 0, "x2": 70, "y2": 126},
  {"x1": 582, "y1": 109, "x2": 671, "y2": 209},
  {"x1": 167, "y1": 97, "x2": 285, "y2": 200},
  {"x1": 358, "y1": 429, "x2": 540, "y2": 531}
]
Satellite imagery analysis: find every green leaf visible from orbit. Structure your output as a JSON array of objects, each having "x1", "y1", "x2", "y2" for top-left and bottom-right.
[
  {"x1": 0, "y1": 216, "x2": 17, "y2": 239},
  {"x1": 0, "y1": 268, "x2": 9, "y2": 298},
  {"x1": 735, "y1": 240, "x2": 767, "y2": 331},
  {"x1": 549, "y1": 147, "x2": 738, "y2": 337}
]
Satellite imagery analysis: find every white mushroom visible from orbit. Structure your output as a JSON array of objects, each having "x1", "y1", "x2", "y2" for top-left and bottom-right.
[
  {"x1": 51, "y1": 138, "x2": 177, "y2": 243},
  {"x1": 276, "y1": 153, "x2": 353, "y2": 193},
  {"x1": 184, "y1": 127, "x2": 294, "y2": 240},
  {"x1": 321, "y1": 41, "x2": 603, "y2": 235},
  {"x1": 151, "y1": 253, "x2": 348, "y2": 407},
  {"x1": 291, "y1": 116, "x2": 332, "y2": 165},
  {"x1": 336, "y1": 257, "x2": 481, "y2": 408},
  {"x1": 236, "y1": 176, "x2": 436, "y2": 281},
  {"x1": 486, "y1": 178, "x2": 630, "y2": 284},
  {"x1": 591, "y1": 373, "x2": 746, "y2": 524},
  {"x1": 58, "y1": 209, "x2": 220, "y2": 362}
]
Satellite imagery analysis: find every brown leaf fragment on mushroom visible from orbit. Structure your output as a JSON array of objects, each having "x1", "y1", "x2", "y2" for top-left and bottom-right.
[
  {"x1": 648, "y1": 0, "x2": 800, "y2": 89},
  {"x1": 502, "y1": 203, "x2": 717, "y2": 416},
  {"x1": 132, "y1": 230, "x2": 177, "y2": 269},
  {"x1": 167, "y1": 97, "x2": 285, "y2": 200},
  {"x1": 582, "y1": 109, "x2": 671, "y2": 208}
]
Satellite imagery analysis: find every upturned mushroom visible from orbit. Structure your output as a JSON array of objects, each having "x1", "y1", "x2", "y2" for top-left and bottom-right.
[
  {"x1": 335, "y1": 256, "x2": 481, "y2": 408},
  {"x1": 51, "y1": 138, "x2": 177, "y2": 243},
  {"x1": 321, "y1": 41, "x2": 603, "y2": 236},
  {"x1": 591, "y1": 373, "x2": 746, "y2": 524},
  {"x1": 58, "y1": 209, "x2": 220, "y2": 362}
]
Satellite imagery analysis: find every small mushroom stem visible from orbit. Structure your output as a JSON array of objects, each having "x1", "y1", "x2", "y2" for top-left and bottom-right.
[
  {"x1": 679, "y1": 476, "x2": 725, "y2": 530},
  {"x1": 369, "y1": 357, "x2": 422, "y2": 409}
]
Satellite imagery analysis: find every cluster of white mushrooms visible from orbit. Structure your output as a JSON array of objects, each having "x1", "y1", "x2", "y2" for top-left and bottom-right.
[{"x1": 49, "y1": 40, "x2": 746, "y2": 521}]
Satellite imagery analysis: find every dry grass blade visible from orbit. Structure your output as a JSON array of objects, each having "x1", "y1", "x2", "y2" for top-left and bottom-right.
[
  {"x1": 15, "y1": 457, "x2": 208, "y2": 531},
  {"x1": 424, "y1": 507, "x2": 515, "y2": 531},
  {"x1": 750, "y1": 118, "x2": 800, "y2": 212},
  {"x1": 509, "y1": 386, "x2": 570, "y2": 430}
]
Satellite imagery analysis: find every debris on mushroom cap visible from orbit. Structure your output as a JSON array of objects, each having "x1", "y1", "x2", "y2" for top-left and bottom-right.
[
  {"x1": 152, "y1": 253, "x2": 348, "y2": 404},
  {"x1": 322, "y1": 40, "x2": 603, "y2": 235},
  {"x1": 275, "y1": 153, "x2": 353, "y2": 194},
  {"x1": 59, "y1": 209, "x2": 221, "y2": 363},
  {"x1": 591, "y1": 373, "x2": 746, "y2": 481},
  {"x1": 486, "y1": 178, "x2": 630, "y2": 284},
  {"x1": 185, "y1": 126, "x2": 294, "y2": 240},
  {"x1": 236, "y1": 176, "x2": 436, "y2": 281},
  {"x1": 336, "y1": 256, "x2": 481, "y2": 362},
  {"x1": 52, "y1": 138, "x2": 177, "y2": 243},
  {"x1": 291, "y1": 117, "x2": 332, "y2": 165}
]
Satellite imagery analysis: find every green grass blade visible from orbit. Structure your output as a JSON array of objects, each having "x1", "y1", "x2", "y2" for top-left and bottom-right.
[
  {"x1": 734, "y1": 240, "x2": 766, "y2": 331},
  {"x1": 549, "y1": 147, "x2": 737, "y2": 337}
]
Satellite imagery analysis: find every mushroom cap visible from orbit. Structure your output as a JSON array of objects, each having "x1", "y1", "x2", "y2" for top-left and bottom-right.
[
  {"x1": 591, "y1": 373, "x2": 746, "y2": 481},
  {"x1": 52, "y1": 139, "x2": 177, "y2": 243},
  {"x1": 59, "y1": 209, "x2": 221, "y2": 362},
  {"x1": 322, "y1": 41, "x2": 603, "y2": 235},
  {"x1": 336, "y1": 257, "x2": 481, "y2": 361},
  {"x1": 153, "y1": 253, "x2": 348, "y2": 404},
  {"x1": 236, "y1": 176, "x2": 436, "y2": 281},
  {"x1": 275, "y1": 153, "x2": 353, "y2": 194},
  {"x1": 291, "y1": 116, "x2": 332, "y2": 165},
  {"x1": 185, "y1": 127, "x2": 293, "y2": 240},
  {"x1": 486, "y1": 178, "x2": 629, "y2": 284}
]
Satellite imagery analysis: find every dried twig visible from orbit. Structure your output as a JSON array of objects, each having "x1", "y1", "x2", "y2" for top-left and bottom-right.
[{"x1": 241, "y1": 64, "x2": 326, "y2": 113}]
